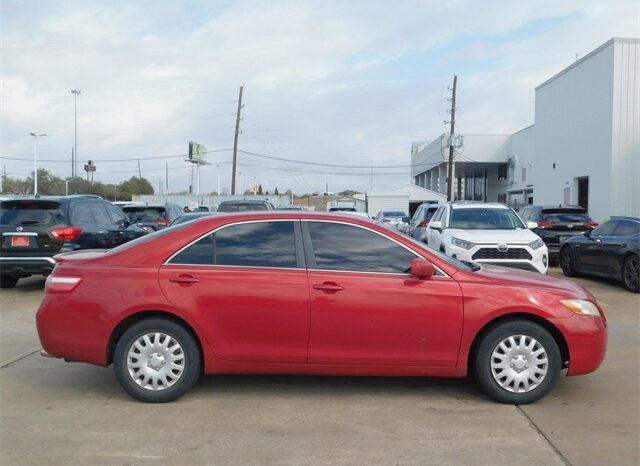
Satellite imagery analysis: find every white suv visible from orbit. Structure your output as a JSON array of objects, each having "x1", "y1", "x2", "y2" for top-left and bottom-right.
[{"x1": 425, "y1": 202, "x2": 548, "y2": 273}]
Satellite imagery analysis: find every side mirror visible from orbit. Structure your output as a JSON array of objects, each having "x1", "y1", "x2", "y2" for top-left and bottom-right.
[
  {"x1": 429, "y1": 220, "x2": 442, "y2": 231},
  {"x1": 584, "y1": 229, "x2": 592, "y2": 238},
  {"x1": 526, "y1": 221, "x2": 538, "y2": 229},
  {"x1": 402, "y1": 216, "x2": 411, "y2": 224},
  {"x1": 410, "y1": 258, "x2": 436, "y2": 278}
]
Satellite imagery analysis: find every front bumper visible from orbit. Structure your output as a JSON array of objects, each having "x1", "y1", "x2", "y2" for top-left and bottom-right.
[
  {"x1": 448, "y1": 243, "x2": 549, "y2": 274},
  {"x1": 556, "y1": 314, "x2": 607, "y2": 376},
  {"x1": 0, "y1": 256, "x2": 56, "y2": 277}
]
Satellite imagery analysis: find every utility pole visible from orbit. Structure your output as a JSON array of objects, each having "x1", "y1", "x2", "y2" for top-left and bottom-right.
[
  {"x1": 231, "y1": 85, "x2": 244, "y2": 194},
  {"x1": 447, "y1": 75, "x2": 457, "y2": 201},
  {"x1": 71, "y1": 89, "x2": 81, "y2": 178},
  {"x1": 71, "y1": 148, "x2": 74, "y2": 178},
  {"x1": 165, "y1": 163, "x2": 169, "y2": 192},
  {"x1": 137, "y1": 160, "x2": 142, "y2": 178}
]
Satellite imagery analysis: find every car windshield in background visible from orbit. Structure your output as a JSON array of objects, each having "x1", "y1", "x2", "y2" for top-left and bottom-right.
[
  {"x1": 450, "y1": 208, "x2": 525, "y2": 230},
  {"x1": 383, "y1": 211, "x2": 406, "y2": 217},
  {"x1": 123, "y1": 207, "x2": 166, "y2": 222},
  {"x1": 330, "y1": 207, "x2": 356, "y2": 212},
  {"x1": 218, "y1": 203, "x2": 269, "y2": 212},
  {"x1": 0, "y1": 200, "x2": 65, "y2": 226},
  {"x1": 541, "y1": 211, "x2": 591, "y2": 223}
]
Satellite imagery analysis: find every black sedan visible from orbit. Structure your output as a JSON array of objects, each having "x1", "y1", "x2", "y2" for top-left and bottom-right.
[{"x1": 560, "y1": 216, "x2": 639, "y2": 292}]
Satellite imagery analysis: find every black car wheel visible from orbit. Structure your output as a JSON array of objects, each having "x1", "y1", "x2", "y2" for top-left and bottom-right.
[
  {"x1": 474, "y1": 320, "x2": 561, "y2": 404},
  {"x1": 560, "y1": 247, "x2": 577, "y2": 277},
  {"x1": 0, "y1": 276, "x2": 19, "y2": 289},
  {"x1": 622, "y1": 254, "x2": 640, "y2": 293},
  {"x1": 113, "y1": 318, "x2": 201, "y2": 403}
]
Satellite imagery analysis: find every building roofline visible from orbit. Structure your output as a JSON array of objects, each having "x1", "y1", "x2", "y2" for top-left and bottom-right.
[
  {"x1": 535, "y1": 38, "x2": 640, "y2": 91},
  {"x1": 511, "y1": 124, "x2": 535, "y2": 135}
]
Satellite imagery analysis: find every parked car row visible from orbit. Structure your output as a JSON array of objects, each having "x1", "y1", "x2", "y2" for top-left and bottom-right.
[
  {"x1": 0, "y1": 197, "x2": 279, "y2": 288},
  {"x1": 401, "y1": 201, "x2": 639, "y2": 292}
]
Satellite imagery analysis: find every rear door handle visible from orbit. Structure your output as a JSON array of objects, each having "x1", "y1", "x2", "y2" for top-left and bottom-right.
[
  {"x1": 313, "y1": 282, "x2": 344, "y2": 292},
  {"x1": 169, "y1": 275, "x2": 200, "y2": 285}
]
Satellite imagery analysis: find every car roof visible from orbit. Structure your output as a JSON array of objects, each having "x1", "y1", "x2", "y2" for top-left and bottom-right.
[
  {"x1": 0, "y1": 195, "x2": 102, "y2": 205},
  {"x1": 610, "y1": 216, "x2": 640, "y2": 222},
  {"x1": 449, "y1": 202, "x2": 510, "y2": 210}
]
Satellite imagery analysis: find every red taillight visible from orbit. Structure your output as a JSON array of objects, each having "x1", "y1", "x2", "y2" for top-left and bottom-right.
[
  {"x1": 537, "y1": 221, "x2": 554, "y2": 229},
  {"x1": 418, "y1": 220, "x2": 429, "y2": 227},
  {"x1": 584, "y1": 222, "x2": 599, "y2": 228},
  {"x1": 49, "y1": 226, "x2": 83, "y2": 241},
  {"x1": 45, "y1": 276, "x2": 83, "y2": 293},
  {"x1": 156, "y1": 219, "x2": 171, "y2": 225}
]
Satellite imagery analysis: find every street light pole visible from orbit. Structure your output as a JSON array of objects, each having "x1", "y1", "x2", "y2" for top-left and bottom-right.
[
  {"x1": 28, "y1": 132, "x2": 47, "y2": 195},
  {"x1": 216, "y1": 164, "x2": 221, "y2": 195},
  {"x1": 71, "y1": 89, "x2": 81, "y2": 178}
]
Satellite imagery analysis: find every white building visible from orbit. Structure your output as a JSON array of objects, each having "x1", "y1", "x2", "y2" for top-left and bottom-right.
[
  {"x1": 366, "y1": 184, "x2": 446, "y2": 217},
  {"x1": 411, "y1": 38, "x2": 640, "y2": 222}
]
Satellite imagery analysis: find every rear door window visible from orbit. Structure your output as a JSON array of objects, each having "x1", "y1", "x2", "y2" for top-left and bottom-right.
[
  {"x1": 613, "y1": 220, "x2": 640, "y2": 237},
  {"x1": 71, "y1": 202, "x2": 96, "y2": 224},
  {"x1": 0, "y1": 200, "x2": 65, "y2": 226}
]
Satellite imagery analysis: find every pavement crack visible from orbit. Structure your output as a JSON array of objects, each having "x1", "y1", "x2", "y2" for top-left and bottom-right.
[
  {"x1": 516, "y1": 405, "x2": 572, "y2": 466},
  {"x1": 0, "y1": 348, "x2": 40, "y2": 369}
]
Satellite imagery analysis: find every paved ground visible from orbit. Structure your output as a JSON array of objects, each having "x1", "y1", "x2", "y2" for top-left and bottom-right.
[{"x1": 0, "y1": 269, "x2": 638, "y2": 465}]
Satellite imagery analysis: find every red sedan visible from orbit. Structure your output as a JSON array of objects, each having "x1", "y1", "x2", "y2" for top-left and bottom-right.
[{"x1": 36, "y1": 212, "x2": 607, "y2": 404}]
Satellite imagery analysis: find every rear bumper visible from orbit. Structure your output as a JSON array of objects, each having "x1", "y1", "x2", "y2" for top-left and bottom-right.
[{"x1": 0, "y1": 256, "x2": 56, "y2": 276}]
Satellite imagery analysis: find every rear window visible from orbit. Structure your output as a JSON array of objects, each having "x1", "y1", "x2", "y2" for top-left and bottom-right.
[
  {"x1": 0, "y1": 200, "x2": 65, "y2": 226},
  {"x1": 541, "y1": 211, "x2": 591, "y2": 223},
  {"x1": 123, "y1": 207, "x2": 167, "y2": 222},
  {"x1": 218, "y1": 202, "x2": 268, "y2": 212}
]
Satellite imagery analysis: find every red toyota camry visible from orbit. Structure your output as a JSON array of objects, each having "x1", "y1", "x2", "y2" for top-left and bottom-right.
[{"x1": 36, "y1": 212, "x2": 607, "y2": 404}]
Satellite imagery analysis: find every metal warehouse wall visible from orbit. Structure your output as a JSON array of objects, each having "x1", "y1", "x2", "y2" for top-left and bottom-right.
[
  {"x1": 610, "y1": 40, "x2": 640, "y2": 217},
  {"x1": 533, "y1": 40, "x2": 616, "y2": 222}
]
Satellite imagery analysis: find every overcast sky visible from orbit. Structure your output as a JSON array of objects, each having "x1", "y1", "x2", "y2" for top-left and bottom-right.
[{"x1": 1, "y1": 0, "x2": 638, "y2": 194}]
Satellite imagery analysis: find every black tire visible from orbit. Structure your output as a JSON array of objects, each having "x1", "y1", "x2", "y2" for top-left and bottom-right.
[
  {"x1": 622, "y1": 254, "x2": 640, "y2": 293},
  {"x1": 113, "y1": 318, "x2": 201, "y2": 403},
  {"x1": 0, "y1": 276, "x2": 19, "y2": 289},
  {"x1": 560, "y1": 247, "x2": 577, "y2": 277},
  {"x1": 474, "y1": 320, "x2": 561, "y2": 404}
]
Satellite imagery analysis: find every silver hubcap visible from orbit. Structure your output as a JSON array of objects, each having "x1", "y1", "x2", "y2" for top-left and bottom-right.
[
  {"x1": 490, "y1": 335, "x2": 548, "y2": 393},
  {"x1": 127, "y1": 332, "x2": 185, "y2": 391}
]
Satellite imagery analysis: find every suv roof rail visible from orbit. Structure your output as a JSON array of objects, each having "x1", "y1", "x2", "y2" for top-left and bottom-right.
[{"x1": 66, "y1": 194, "x2": 103, "y2": 199}]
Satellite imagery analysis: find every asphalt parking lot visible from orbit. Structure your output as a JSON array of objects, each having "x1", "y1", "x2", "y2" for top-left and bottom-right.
[{"x1": 0, "y1": 268, "x2": 638, "y2": 465}]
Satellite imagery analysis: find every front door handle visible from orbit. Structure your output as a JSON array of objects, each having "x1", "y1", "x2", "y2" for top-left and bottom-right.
[
  {"x1": 313, "y1": 282, "x2": 344, "y2": 292},
  {"x1": 169, "y1": 275, "x2": 200, "y2": 285}
]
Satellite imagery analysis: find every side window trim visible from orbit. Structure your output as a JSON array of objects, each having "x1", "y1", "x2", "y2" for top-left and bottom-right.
[
  {"x1": 300, "y1": 219, "x2": 447, "y2": 277},
  {"x1": 165, "y1": 219, "x2": 304, "y2": 269}
]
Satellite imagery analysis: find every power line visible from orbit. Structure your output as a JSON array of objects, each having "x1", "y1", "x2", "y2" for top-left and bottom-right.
[{"x1": 0, "y1": 148, "x2": 233, "y2": 164}]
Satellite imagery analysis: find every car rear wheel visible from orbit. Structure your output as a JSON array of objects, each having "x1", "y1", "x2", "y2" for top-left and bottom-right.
[
  {"x1": 0, "y1": 276, "x2": 19, "y2": 289},
  {"x1": 113, "y1": 318, "x2": 201, "y2": 403},
  {"x1": 560, "y1": 247, "x2": 577, "y2": 277},
  {"x1": 622, "y1": 255, "x2": 640, "y2": 293},
  {"x1": 474, "y1": 320, "x2": 561, "y2": 404}
]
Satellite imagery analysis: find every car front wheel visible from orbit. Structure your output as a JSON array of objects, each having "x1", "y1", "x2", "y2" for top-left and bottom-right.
[
  {"x1": 474, "y1": 320, "x2": 561, "y2": 404},
  {"x1": 622, "y1": 254, "x2": 640, "y2": 293},
  {"x1": 113, "y1": 318, "x2": 201, "y2": 403}
]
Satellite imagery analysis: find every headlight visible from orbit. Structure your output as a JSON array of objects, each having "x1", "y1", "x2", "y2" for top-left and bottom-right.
[
  {"x1": 451, "y1": 237, "x2": 475, "y2": 250},
  {"x1": 529, "y1": 238, "x2": 544, "y2": 250},
  {"x1": 560, "y1": 299, "x2": 601, "y2": 316}
]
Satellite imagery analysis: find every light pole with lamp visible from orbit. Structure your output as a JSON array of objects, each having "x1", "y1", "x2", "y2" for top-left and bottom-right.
[
  {"x1": 28, "y1": 132, "x2": 46, "y2": 195},
  {"x1": 71, "y1": 89, "x2": 81, "y2": 177}
]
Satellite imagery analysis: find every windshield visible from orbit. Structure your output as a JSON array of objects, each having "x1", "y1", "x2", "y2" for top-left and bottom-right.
[
  {"x1": 382, "y1": 211, "x2": 407, "y2": 217},
  {"x1": 0, "y1": 200, "x2": 65, "y2": 226},
  {"x1": 449, "y1": 207, "x2": 525, "y2": 230},
  {"x1": 218, "y1": 202, "x2": 268, "y2": 212}
]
